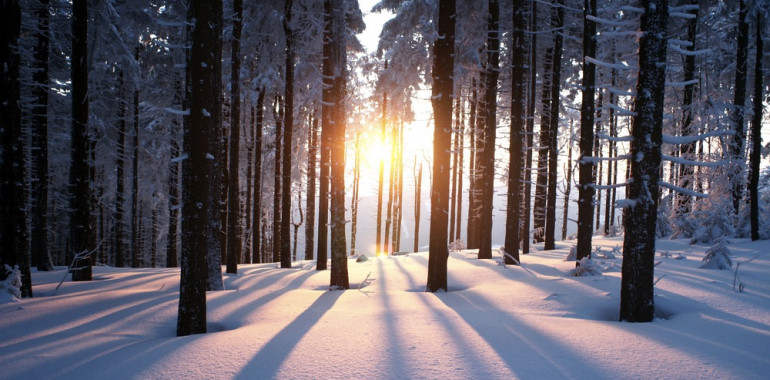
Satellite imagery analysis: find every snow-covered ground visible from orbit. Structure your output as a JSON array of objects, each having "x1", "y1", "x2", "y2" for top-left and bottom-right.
[{"x1": 2, "y1": 235, "x2": 769, "y2": 379}]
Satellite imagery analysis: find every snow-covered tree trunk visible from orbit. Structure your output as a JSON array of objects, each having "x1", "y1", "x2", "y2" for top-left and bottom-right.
[
  {"x1": 676, "y1": 0, "x2": 699, "y2": 217},
  {"x1": 427, "y1": 0, "x2": 456, "y2": 292},
  {"x1": 521, "y1": 0, "x2": 538, "y2": 254},
  {"x1": 730, "y1": 0, "x2": 749, "y2": 214},
  {"x1": 620, "y1": 0, "x2": 668, "y2": 323},
  {"x1": 206, "y1": 1, "x2": 224, "y2": 291}
]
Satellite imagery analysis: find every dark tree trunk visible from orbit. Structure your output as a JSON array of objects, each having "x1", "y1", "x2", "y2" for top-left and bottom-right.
[
  {"x1": 305, "y1": 110, "x2": 318, "y2": 261},
  {"x1": 395, "y1": 123, "x2": 405, "y2": 251},
  {"x1": 0, "y1": 0, "x2": 32, "y2": 296},
  {"x1": 620, "y1": 0, "x2": 668, "y2": 323},
  {"x1": 577, "y1": 0, "x2": 597, "y2": 261},
  {"x1": 427, "y1": 0, "x2": 456, "y2": 293},
  {"x1": 533, "y1": 47, "x2": 552, "y2": 244},
  {"x1": 178, "y1": 0, "x2": 223, "y2": 336},
  {"x1": 478, "y1": 0, "x2": 500, "y2": 260},
  {"x1": 280, "y1": 0, "x2": 295, "y2": 269},
  {"x1": 544, "y1": 0, "x2": 564, "y2": 251},
  {"x1": 730, "y1": 0, "x2": 749, "y2": 214},
  {"x1": 167, "y1": 135, "x2": 180, "y2": 268},
  {"x1": 449, "y1": 96, "x2": 461, "y2": 242},
  {"x1": 676, "y1": 0, "x2": 699, "y2": 218},
  {"x1": 226, "y1": 0, "x2": 243, "y2": 274},
  {"x1": 522, "y1": 0, "x2": 537, "y2": 254},
  {"x1": 749, "y1": 15, "x2": 763, "y2": 241},
  {"x1": 504, "y1": 0, "x2": 526, "y2": 265},
  {"x1": 376, "y1": 61, "x2": 388, "y2": 256},
  {"x1": 414, "y1": 157, "x2": 422, "y2": 252},
  {"x1": 562, "y1": 120, "x2": 573, "y2": 241},
  {"x1": 455, "y1": 102, "x2": 465, "y2": 243},
  {"x1": 69, "y1": 0, "x2": 93, "y2": 282},
  {"x1": 316, "y1": 0, "x2": 333, "y2": 271},
  {"x1": 384, "y1": 122, "x2": 396, "y2": 255},
  {"x1": 252, "y1": 91, "x2": 265, "y2": 263},
  {"x1": 328, "y1": 0, "x2": 348, "y2": 289},
  {"x1": 31, "y1": 0, "x2": 53, "y2": 272},
  {"x1": 115, "y1": 71, "x2": 127, "y2": 268},
  {"x1": 273, "y1": 99, "x2": 283, "y2": 264},
  {"x1": 131, "y1": 46, "x2": 140, "y2": 268}
]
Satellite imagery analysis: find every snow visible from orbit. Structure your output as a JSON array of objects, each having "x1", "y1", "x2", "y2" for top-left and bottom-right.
[{"x1": 2, "y1": 236, "x2": 770, "y2": 379}]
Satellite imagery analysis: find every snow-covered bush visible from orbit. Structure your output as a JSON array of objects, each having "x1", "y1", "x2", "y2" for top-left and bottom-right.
[
  {"x1": 448, "y1": 240, "x2": 466, "y2": 252},
  {"x1": 688, "y1": 172, "x2": 735, "y2": 244},
  {"x1": 700, "y1": 239, "x2": 733, "y2": 270},
  {"x1": 565, "y1": 246, "x2": 577, "y2": 261},
  {"x1": 570, "y1": 258, "x2": 603, "y2": 276},
  {"x1": 656, "y1": 194, "x2": 674, "y2": 238},
  {"x1": 1, "y1": 265, "x2": 22, "y2": 302}
]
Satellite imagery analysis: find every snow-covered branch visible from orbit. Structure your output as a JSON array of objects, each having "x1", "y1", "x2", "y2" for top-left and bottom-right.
[
  {"x1": 600, "y1": 102, "x2": 636, "y2": 116},
  {"x1": 586, "y1": 15, "x2": 636, "y2": 27},
  {"x1": 580, "y1": 154, "x2": 632, "y2": 163},
  {"x1": 597, "y1": 132, "x2": 633, "y2": 142},
  {"x1": 658, "y1": 181, "x2": 708, "y2": 198},
  {"x1": 585, "y1": 56, "x2": 637, "y2": 71},
  {"x1": 662, "y1": 129, "x2": 734, "y2": 144},
  {"x1": 661, "y1": 154, "x2": 730, "y2": 168},
  {"x1": 665, "y1": 79, "x2": 699, "y2": 87},
  {"x1": 669, "y1": 44, "x2": 711, "y2": 56}
]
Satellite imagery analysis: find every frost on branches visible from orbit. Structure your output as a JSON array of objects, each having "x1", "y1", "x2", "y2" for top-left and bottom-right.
[{"x1": 700, "y1": 239, "x2": 733, "y2": 270}]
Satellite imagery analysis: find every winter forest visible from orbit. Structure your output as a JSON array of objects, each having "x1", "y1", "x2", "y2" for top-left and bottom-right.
[{"x1": 2, "y1": 0, "x2": 770, "y2": 378}]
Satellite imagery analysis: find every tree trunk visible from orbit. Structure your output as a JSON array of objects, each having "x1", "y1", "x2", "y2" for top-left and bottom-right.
[
  {"x1": 594, "y1": 92, "x2": 603, "y2": 232},
  {"x1": 31, "y1": 0, "x2": 54, "y2": 272},
  {"x1": 0, "y1": 0, "x2": 32, "y2": 296},
  {"x1": 69, "y1": 0, "x2": 93, "y2": 282},
  {"x1": 562, "y1": 119, "x2": 573, "y2": 241},
  {"x1": 466, "y1": 79, "x2": 479, "y2": 249},
  {"x1": 375, "y1": 61, "x2": 388, "y2": 256},
  {"x1": 351, "y1": 133, "x2": 361, "y2": 256},
  {"x1": 749, "y1": 15, "x2": 763, "y2": 241},
  {"x1": 504, "y1": 0, "x2": 525, "y2": 265},
  {"x1": 225, "y1": 0, "x2": 243, "y2": 274},
  {"x1": 273, "y1": 99, "x2": 283, "y2": 264},
  {"x1": 280, "y1": 0, "x2": 295, "y2": 269},
  {"x1": 533, "y1": 47, "x2": 552, "y2": 244},
  {"x1": 252, "y1": 91, "x2": 265, "y2": 263},
  {"x1": 675, "y1": 0, "x2": 699, "y2": 220},
  {"x1": 577, "y1": 0, "x2": 597, "y2": 262},
  {"x1": 522, "y1": 0, "x2": 537, "y2": 254},
  {"x1": 131, "y1": 46, "x2": 141, "y2": 268},
  {"x1": 730, "y1": 0, "x2": 749, "y2": 214},
  {"x1": 305, "y1": 110, "x2": 318, "y2": 260},
  {"x1": 115, "y1": 71, "x2": 127, "y2": 268},
  {"x1": 478, "y1": 0, "x2": 500, "y2": 260},
  {"x1": 414, "y1": 157, "x2": 422, "y2": 252},
  {"x1": 178, "y1": 0, "x2": 222, "y2": 336},
  {"x1": 427, "y1": 0, "x2": 456, "y2": 293},
  {"x1": 329, "y1": 0, "x2": 348, "y2": 289},
  {"x1": 449, "y1": 96, "x2": 461, "y2": 242},
  {"x1": 384, "y1": 121, "x2": 396, "y2": 255},
  {"x1": 620, "y1": 0, "x2": 668, "y2": 323},
  {"x1": 395, "y1": 122, "x2": 405, "y2": 251},
  {"x1": 544, "y1": 0, "x2": 563, "y2": 251},
  {"x1": 317, "y1": 0, "x2": 333, "y2": 271},
  {"x1": 454, "y1": 101, "x2": 465, "y2": 243}
]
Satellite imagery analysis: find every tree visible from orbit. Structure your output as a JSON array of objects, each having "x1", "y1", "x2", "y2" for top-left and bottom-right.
[
  {"x1": 30, "y1": 0, "x2": 54, "y2": 272},
  {"x1": 226, "y1": 0, "x2": 244, "y2": 274},
  {"x1": 252, "y1": 90, "x2": 265, "y2": 263},
  {"x1": 280, "y1": 0, "x2": 295, "y2": 269},
  {"x1": 328, "y1": 0, "x2": 348, "y2": 290},
  {"x1": 730, "y1": 0, "x2": 749, "y2": 214},
  {"x1": 577, "y1": 0, "x2": 597, "y2": 261},
  {"x1": 427, "y1": 0, "x2": 456, "y2": 293},
  {"x1": 69, "y1": 0, "x2": 93, "y2": 282},
  {"x1": 620, "y1": 0, "x2": 668, "y2": 323},
  {"x1": 543, "y1": 0, "x2": 564, "y2": 251},
  {"x1": 478, "y1": 0, "x2": 500, "y2": 260},
  {"x1": 414, "y1": 157, "x2": 423, "y2": 253},
  {"x1": 178, "y1": 0, "x2": 223, "y2": 337},
  {"x1": 748, "y1": 11, "x2": 763, "y2": 241},
  {"x1": 376, "y1": 61, "x2": 388, "y2": 256},
  {"x1": 0, "y1": 0, "x2": 32, "y2": 297},
  {"x1": 304, "y1": 109, "x2": 318, "y2": 261},
  {"x1": 503, "y1": 0, "x2": 526, "y2": 266}
]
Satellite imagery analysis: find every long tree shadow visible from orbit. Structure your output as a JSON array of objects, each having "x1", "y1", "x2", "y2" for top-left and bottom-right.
[{"x1": 235, "y1": 290, "x2": 343, "y2": 379}]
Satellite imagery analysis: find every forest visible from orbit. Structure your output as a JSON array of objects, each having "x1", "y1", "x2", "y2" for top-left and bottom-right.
[{"x1": 1, "y1": 0, "x2": 769, "y2": 336}]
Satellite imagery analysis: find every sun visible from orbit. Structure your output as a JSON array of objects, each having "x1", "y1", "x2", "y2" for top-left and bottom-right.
[{"x1": 358, "y1": 133, "x2": 392, "y2": 173}]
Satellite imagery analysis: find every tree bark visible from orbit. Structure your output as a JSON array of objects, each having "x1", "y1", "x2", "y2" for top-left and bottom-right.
[
  {"x1": 226, "y1": 0, "x2": 243, "y2": 274},
  {"x1": 131, "y1": 46, "x2": 140, "y2": 268},
  {"x1": 376, "y1": 61, "x2": 388, "y2": 255},
  {"x1": 252, "y1": 91, "x2": 265, "y2": 263},
  {"x1": 280, "y1": 0, "x2": 295, "y2": 269},
  {"x1": 504, "y1": 0, "x2": 526, "y2": 265},
  {"x1": 178, "y1": 0, "x2": 222, "y2": 336},
  {"x1": 414, "y1": 157, "x2": 422, "y2": 252},
  {"x1": 0, "y1": 0, "x2": 32, "y2": 296},
  {"x1": 620, "y1": 0, "x2": 668, "y2": 323},
  {"x1": 749, "y1": 15, "x2": 763, "y2": 241},
  {"x1": 478, "y1": 0, "x2": 500, "y2": 260},
  {"x1": 730, "y1": 0, "x2": 749, "y2": 214},
  {"x1": 115, "y1": 71, "x2": 127, "y2": 268},
  {"x1": 544, "y1": 0, "x2": 564, "y2": 251},
  {"x1": 577, "y1": 0, "x2": 597, "y2": 261},
  {"x1": 427, "y1": 0, "x2": 456, "y2": 292},
  {"x1": 305, "y1": 110, "x2": 318, "y2": 260}
]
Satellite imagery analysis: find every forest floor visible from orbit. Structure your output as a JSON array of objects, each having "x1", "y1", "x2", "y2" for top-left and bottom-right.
[{"x1": 1, "y1": 235, "x2": 769, "y2": 379}]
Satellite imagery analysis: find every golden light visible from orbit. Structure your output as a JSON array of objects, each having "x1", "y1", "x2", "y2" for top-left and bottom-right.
[{"x1": 359, "y1": 133, "x2": 392, "y2": 173}]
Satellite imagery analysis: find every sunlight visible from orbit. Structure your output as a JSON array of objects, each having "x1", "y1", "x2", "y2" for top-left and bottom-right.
[{"x1": 359, "y1": 133, "x2": 392, "y2": 174}]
